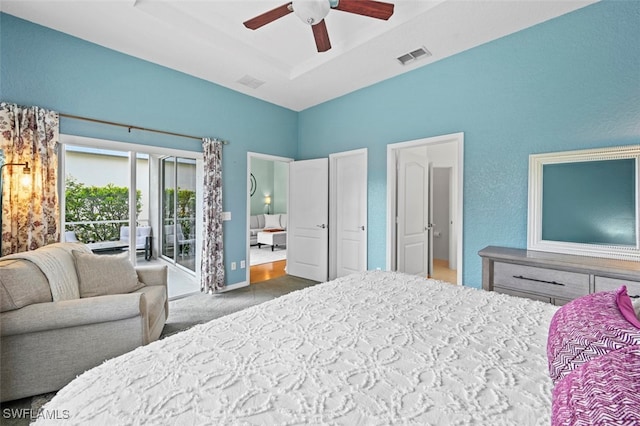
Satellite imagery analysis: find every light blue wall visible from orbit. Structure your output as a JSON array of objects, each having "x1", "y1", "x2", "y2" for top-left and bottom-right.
[
  {"x1": 0, "y1": 13, "x2": 298, "y2": 284},
  {"x1": 249, "y1": 158, "x2": 288, "y2": 215},
  {"x1": 2, "y1": 1, "x2": 639, "y2": 288},
  {"x1": 250, "y1": 158, "x2": 274, "y2": 215},
  {"x1": 273, "y1": 161, "x2": 288, "y2": 214},
  {"x1": 298, "y1": 0, "x2": 640, "y2": 287}
]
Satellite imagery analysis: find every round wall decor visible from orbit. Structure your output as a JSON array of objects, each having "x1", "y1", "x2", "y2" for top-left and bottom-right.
[{"x1": 250, "y1": 173, "x2": 257, "y2": 196}]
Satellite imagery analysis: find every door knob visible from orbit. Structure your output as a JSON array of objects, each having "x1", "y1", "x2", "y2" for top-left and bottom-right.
[
  {"x1": 360, "y1": 226, "x2": 365, "y2": 231},
  {"x1": 316, "y1": 224, "x2": 326, "y2": 229}
]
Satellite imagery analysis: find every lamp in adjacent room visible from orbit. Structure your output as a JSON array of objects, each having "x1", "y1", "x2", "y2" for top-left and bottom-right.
[
  {"x1": 0, "y1": 161, "x2": 31, "y2": 252},
  {"x1": 264, "y1": 196, "x2": 271, "y2": 214}
]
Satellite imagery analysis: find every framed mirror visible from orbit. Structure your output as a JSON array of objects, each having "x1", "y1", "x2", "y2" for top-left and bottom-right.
[{"x1": 528, "y1": 145, "x2": 640, "y2": 261}]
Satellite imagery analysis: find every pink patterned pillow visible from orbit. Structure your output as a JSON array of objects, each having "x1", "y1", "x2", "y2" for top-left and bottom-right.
[
  {"x1": 552, "y1": 344, "x2": 640, "y2": 425},
  {"x1": 617, "y1": 286, "x2": 640, "y2": 328},
  {"x1": 547, "y1": 287, "x2": 640, "y2": 383}
]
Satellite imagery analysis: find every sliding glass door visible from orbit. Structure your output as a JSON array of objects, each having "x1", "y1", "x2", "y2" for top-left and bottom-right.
[
  {"x1": 63, "y1": 146, "x2": 151, "y2": 261},
  {"x1": 161, "y1": 157, "x2": 197, "y2": 272}
]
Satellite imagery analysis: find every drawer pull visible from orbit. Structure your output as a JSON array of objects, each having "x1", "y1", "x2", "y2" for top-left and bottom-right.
[{"x1": 513, "y1": 275, "x2": 565, "y2": 286}]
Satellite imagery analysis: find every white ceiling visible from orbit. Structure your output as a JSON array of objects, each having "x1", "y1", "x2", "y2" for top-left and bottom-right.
[{"x1": 1, "y1": 0, "x2": 597, "y2": 111}]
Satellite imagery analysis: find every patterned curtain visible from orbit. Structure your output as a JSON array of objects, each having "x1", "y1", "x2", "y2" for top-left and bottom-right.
[
  {"x1": 201, "y1": 137, "x2": 224, "y2": 293},
  {"x1": 0, "y1": 103, "x2": 59, "y2": 256}
]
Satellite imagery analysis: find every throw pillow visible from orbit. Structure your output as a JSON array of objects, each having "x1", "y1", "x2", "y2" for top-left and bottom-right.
[
  {"x1": 552, "y1": 344, "x2": 640, "y2": 425},
  {"x1": 264, "y1": 214, "x2": 281, "y2": 229},
  {"x1": 617, "y1": 286, "x2": 640, "y2": 328},
  {"x1": 0, "y1": 259, "x2": 52, "y2": 312},
  {"x1": 72, "y1": 251, "x2": 145, "y2": 298},
  {"x1": 547, "y1": 287, "x2": 640, "y2": 383}
]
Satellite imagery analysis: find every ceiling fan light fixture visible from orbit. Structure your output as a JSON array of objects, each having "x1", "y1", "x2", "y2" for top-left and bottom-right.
[{"x1": 292, "y1": 0, "x2": 330, "y2": 25}]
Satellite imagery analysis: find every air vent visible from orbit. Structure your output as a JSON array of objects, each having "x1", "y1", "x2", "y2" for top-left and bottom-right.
[
  {"x1": 397, "y1": 47, "x2": 432, "y2": 66},
  {"x1": 237, "y1": 75, "x2": 265, "y2": 89}
]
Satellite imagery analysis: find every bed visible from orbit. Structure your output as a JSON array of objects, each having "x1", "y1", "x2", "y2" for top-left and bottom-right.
[{"x1": 33, "y1": 271, "x2": 564, "y2": 425}]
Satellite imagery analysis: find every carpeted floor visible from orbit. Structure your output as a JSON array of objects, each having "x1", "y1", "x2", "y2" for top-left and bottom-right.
[
  {"x1": 161, "y1": 274, "x2": 318, "y2": 337},
  {"x1": 0, "y1": 274, "x2": 319, "y2": 425}
]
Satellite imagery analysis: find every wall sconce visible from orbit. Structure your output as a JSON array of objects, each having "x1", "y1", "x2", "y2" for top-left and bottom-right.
[
  {"x1": 264, "y1": 196, "x2": 271, "y2": 214},
  {"x1": 0, "y1": 162, "x2": 31, "y2": 252},
  {"x1": 0, "y1": 161, "x2": 31, "y2": 187}
]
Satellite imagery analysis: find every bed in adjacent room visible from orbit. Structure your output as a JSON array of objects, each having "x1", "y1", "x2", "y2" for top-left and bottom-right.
[{"x1": 34, "y1": 271, "x2": 564, "y2": 424}]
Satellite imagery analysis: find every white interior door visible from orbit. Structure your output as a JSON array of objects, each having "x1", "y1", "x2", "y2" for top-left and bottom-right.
[
  {"x1": 428, "y1": 162, "x2": 434, "y2": 277},
  {"x1": 330, "y1": 149, "x2": 367, "y2": 279},
  {"x1": 397, "y1": 148, "x2": 430, "y2": 276},
  {"x1": 288, "y1": 158, "x2": 329, "y2": 282}
]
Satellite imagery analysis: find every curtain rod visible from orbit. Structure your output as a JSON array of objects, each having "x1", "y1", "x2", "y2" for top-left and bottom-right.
[{"x1": 59, "y1": 112, "x2": 229, "y2": 144}]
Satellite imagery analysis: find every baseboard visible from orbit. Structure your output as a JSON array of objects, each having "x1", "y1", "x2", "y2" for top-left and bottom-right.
[
  {"x1": 216, "y1": 281, "x2": 249, "y2": 293},
  {"x1": 168, "y1": 291, "x2": 200, "y2": 301}
]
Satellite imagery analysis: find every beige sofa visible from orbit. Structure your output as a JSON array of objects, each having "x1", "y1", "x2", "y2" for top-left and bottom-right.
[
  {"x1": 250, "y1": 213, "x2": 287, "y2": 246},
  {"x1": 0, "y1": 242, "x2": 168, "y2": 402}
]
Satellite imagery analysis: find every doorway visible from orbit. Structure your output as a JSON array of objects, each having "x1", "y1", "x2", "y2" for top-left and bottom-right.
[
  {"x1": 431, "y1": 166, "x2": 456, "y2": 282},
  {"x1": 246, "y1": 153, "x2": 293, "y2": 284},
  {"x1": 386, "y1": 132, "x2": 464, "y2": 284}
]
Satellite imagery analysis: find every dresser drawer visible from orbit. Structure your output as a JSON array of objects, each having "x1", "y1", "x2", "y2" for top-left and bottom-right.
[
  {"x1": 493, "y1": 262, "x2": 590, "y2": 300},
  {"x1": 495, "y1": 286, "x2": 552, "y2": 303},
  {"x1": 594, "y1": 276, "x2": 640, "y2": 298}
]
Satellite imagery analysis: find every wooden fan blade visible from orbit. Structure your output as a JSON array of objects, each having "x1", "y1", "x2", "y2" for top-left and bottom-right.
[
  {"x1": 334, "y1": 0, "x2": 394, "y2": 20},
  {"x1": 243, "y1": 3, "x2": 293, "y2": 30},
  {"x1": 312, "y1": 19, "x2": 331, "y2": 52}
]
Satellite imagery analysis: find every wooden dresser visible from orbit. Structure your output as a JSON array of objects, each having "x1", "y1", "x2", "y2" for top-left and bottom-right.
[{"x1": 479, "y1": 246, "x2": 640, "y2": 305}]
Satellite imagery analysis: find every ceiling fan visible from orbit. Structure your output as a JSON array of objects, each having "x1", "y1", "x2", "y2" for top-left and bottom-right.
[{"x1": 243, "y1": 0, "x2": 394, "y2": 53}]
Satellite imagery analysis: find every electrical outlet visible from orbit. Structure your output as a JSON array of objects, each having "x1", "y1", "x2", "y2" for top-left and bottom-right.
[
  {"x1": 231, "y1": 262, "x2": 237, "y2": 270},
  {"x1": 240, "y1": 260, "x2": 246, "y2": 269}
]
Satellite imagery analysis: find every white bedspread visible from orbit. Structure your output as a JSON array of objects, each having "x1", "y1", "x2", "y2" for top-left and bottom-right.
[{"x1": 36, "y1": 271, "x2": 558, "y2": 425}]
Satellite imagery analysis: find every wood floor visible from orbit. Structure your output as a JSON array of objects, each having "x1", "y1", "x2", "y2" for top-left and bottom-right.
[
  {"x1": 430, "y1": 258, "x2": 458, "y2": 284},
  {"x1": 250, "y1": 259, "x2": 287, "y2": 284},
  {"x1": 252, "y1": 258, "x2": 457, "y2": 284}
]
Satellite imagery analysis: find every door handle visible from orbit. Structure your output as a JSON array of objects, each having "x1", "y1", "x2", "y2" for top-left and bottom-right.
[
  {"x1": 316, "y1": 224, "x2": 326, "y2": 229},
  {"x1": 360, "y1": 226, "x2": 365, "y2": 231}
]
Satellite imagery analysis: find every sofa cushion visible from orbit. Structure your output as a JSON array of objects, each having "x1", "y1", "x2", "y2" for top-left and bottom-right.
[
  {"x1": 0, "y1": 259, "x2": 52, "y2": 312},
  {"x1": 3, "y1": 243, "x2": 89, "y2": 301},
  {"x1": 250, "y1": 214, "x2": 264, "y2": 229},
  {"x1": 264, "y1": 214, "x2": 281, "y2": 229},
  {"x1": 279, "y1": 214, "x2": 288, "y2": 229},
  {"x1": 250, "y1": 215, "x2": 259, "y2": 229},
  {"x1": 72, "y1": 251, "x2": 145, "y2": 298}
]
